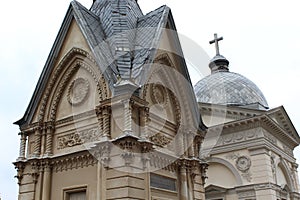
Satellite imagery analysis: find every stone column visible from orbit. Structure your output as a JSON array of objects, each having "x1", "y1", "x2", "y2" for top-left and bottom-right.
[
  {"x1": 45, "y1": 124, "x2": 54, "y2": 156},
  {"x1": 123, "y1": 100, "x2": 133, "y2": 135},
  {"x1": 102, "y1": 106, "x2": 111, "y2": 140},
  {"x1": 18, "y1": 132, "x2": 27, "y2": 160},
  {"x1": 187, "y1": 131, "x2": 195, "y2": 158},
  {"x1": 140, "y1": 107, "x2": 149, "y2": 140},
  {"x1": 176, "y1": 129, "x2": 185, "y2": 157},
  {"x1": 33, "y1": 126, "x2": 42, "y2": 157},
  {"x1": 96, "y1": 107, "x2": 104, "y2": 139},
  {"x1": 33, "y1": 162, "x2": 42, "y2": 200},
  {"x1": 179, "y1": 164, "x2": 189, "y2": 200},
  {"x1": 42, "y1": 161, "x2": 52, "y2": 200}
]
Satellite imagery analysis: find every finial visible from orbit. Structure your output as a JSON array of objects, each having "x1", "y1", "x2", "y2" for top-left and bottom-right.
[
  {"x1": 209, "y1": 33, "x2": 223, "y2": 56},
  {"x1": 208, "y1": 33, "x2": 229, "y2": 73}
]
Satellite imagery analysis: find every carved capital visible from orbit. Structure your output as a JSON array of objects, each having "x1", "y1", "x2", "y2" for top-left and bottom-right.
[
  {"x1": 14, "y1": 162, "x2": 25, "y2": 185},
  {"x1": 91, "y1": 142, "x2": 111, "y2": 168}
]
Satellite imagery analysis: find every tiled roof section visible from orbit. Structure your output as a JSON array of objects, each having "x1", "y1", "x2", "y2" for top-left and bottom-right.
[
  {"x1": 90, "y1": 0, "x2": 144, "y2": 79},
  {"x1": 71, "y1": 1, "x2": 169, "y2": 83},
  {"x1": 72, "y1": 1, "x2": 118, "y2": 85},
  {"x1": 194, "y1": 72, "x2": 269, "y2": 108},
  {"x1": 132, "y1": 6, "x2": 169, "y2": 83}
]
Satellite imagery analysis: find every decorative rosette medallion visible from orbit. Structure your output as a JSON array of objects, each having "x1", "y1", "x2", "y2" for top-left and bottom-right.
[
  {"x1": 67, "y1": 77, "x2": 90, "y2": 106},
  {"x1": 236, "y1": 156, "x2": 251, "y2": 172},
  {"x1": 150, "y1": 84, "x2": 168, "y2": 106}
]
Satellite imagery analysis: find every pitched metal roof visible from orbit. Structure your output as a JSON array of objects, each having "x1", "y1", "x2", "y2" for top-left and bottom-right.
[{"x1": 14, "y1": 0, "x2": 176, "y2": 126}]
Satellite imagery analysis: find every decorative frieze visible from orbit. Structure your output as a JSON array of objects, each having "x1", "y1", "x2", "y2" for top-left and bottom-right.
[
  {"x1": 57, "y1": 133, "x2": 83, "y2": 149},
  {"x1": 216, "y1": 129, "x2": 258, "y2": 146},
  {"x1": 52, "y1": 154, "x2": 97, "y2": 172},
  {"x1": 150, "y1": 133, "x2": 171, "y2": 147},
  {"x1": 57, "y1": 128, "x2": 101, "y2": 149}
]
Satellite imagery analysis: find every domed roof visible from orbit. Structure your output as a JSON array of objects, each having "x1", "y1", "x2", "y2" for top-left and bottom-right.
[
  {"x1": 195, "y1": 33, "x2": 268, "y2": 109},
  {"x1": 194, "y1": 71, "x2": 269, "y2": 109}
]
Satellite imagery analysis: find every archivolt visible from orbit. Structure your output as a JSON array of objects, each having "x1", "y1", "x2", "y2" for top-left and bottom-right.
[
  {"x1": 142, "y1": 53, "x2": 181, "y2": 127},
  {"x1": 38, "y1": 47, "x2": 108, "y2": 123},
  {"x1": 142, "y1": 52, "x2": 196, "y2": 130},
  {"x1": 278, "y1": 159, "x2": 295, "y2": 191}
]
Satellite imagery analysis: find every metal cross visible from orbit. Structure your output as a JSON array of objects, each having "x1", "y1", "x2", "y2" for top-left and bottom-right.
[{"x1": 209, "y1": 33, "x2": 223, "y2": 56}]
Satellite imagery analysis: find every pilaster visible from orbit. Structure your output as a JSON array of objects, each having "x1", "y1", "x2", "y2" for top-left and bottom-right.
[
  {"x1": 249, "y1": 147, "x2": 274, "y2": 183},
  {"x1": 41, "y1": 160, "x2": 52, "y2": 200}
]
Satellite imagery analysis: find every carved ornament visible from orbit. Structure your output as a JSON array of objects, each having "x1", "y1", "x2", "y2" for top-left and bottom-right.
[
  {"x1": 57, "y1": 128, "x2": 101, "y2": 149},
  {"x1": 67, "y1": 77, "x2": 90, "y2": 106},
  {"x1": 150, "y1": 133, "x2": 171, "y2": 147},
  {"x1": 236, "y1": 156, "x2": 251, "y2": 172},
  {"x1": 57, "y1": 133, "x2": 83, "y2": 149}
]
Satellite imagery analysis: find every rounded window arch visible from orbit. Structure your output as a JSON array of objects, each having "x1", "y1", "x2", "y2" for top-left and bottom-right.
[
  {"x1": 206, "y1": 157, "x2": 243, "y2": 188},
  {"x1": 276, "y1": 160, "x2": 294, "y2": 191}
]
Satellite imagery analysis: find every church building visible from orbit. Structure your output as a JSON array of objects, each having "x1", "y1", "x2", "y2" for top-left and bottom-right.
[
  {"x1": 13, "y1": 0, "x2": 206, "y2": 199},
  {"x1": 195, "y1": 35, "x2": 300, "y2": 199},
  {"x1": 13, "y1": 0, "x2": 300, "y2": 200}
]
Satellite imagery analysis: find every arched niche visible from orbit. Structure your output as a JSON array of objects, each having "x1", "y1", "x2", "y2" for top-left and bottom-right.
[{"x1": 206, "y1": 157, "x2": 243, "y2": 188}]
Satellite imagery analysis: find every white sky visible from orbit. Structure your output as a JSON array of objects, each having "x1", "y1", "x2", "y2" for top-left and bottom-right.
[{"x1": 1, "y1": 0, "x2": 300, "y2": 199}]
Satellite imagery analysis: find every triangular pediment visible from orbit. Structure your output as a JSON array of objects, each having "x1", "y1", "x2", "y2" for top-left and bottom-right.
[
  {"x1": 267, "y1": 106, "x2": 299, "y2": 142},
  {"x1": 205, "y1": 184, "x2": 227, "y2": 194}
]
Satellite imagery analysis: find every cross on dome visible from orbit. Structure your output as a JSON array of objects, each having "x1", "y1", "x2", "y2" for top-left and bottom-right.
[{"x1": 209, "y1": 33, "x2": 223, "y2": 56}]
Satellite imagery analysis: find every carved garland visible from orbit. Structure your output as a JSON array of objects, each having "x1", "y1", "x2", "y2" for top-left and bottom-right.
[{"x1": 38, "y1": 48, "x2": 108, "y2": 123}]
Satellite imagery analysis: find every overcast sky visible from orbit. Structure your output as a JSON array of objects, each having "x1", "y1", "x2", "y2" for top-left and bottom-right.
[{"x1": 1, "y1": 0, "x2": 300, "y2": 199}]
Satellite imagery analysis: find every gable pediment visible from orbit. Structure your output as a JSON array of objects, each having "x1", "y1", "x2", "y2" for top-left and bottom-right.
[
  {"x1": 14, "y1": 2, "x2": 110, "y2": 128},
  {"x1": 205, "y1": 184, "x2": 227, "y2": 194}
]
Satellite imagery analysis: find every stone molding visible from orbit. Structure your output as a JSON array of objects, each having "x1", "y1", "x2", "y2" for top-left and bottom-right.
[{"x1": 52, "y1": 153, "x2": 97, "y2": 172}]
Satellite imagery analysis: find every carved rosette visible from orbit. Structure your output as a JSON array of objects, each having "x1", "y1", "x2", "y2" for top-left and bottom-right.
[
  {"x1": 67, "y1": 77, "x2": 90, "y2": 106},
  {"x1": 236, "y1": 156, "x2": 251, "y2": 172},
  {"x1": 150, "y1": 84, "x2": 168, "y2": 106},
  {"x1": 226, "y1": 153, "x2": 252, "y2": 182}
]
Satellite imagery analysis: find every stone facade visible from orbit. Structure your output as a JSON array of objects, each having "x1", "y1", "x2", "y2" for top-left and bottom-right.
[
  {"x1": 200, "y1": 103, "x2": 300, "y2": 200},
  {"x1": 13, "y1": 1, "x2": 207, "y2": 199}
]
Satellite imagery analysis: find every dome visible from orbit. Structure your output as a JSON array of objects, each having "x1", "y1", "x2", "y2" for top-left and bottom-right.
[{"x1": 194, "y1": 71, "x2": 269, "y2": 109}]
